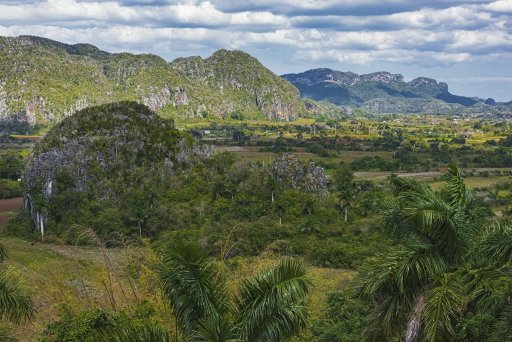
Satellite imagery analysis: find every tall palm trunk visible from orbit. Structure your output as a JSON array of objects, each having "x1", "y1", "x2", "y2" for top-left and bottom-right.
[{"x1": 405, "y1": 294, "x2": 426, "y2": 342}]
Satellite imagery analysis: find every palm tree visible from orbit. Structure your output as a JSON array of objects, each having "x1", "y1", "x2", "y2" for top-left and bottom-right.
[
  {"x1": 157, "y1": 243, "x2": 311, "y2": 341},
  {"x1": 98, "y1": 323, "x2": 172, "y2": 342},
  {"x1": 476, "y1": 223, "x2": 512, "y2": 341},
  {"x1": 355, "y1": 164, "x2": 493, "y2": 341},
  {"x1": 333, "y1": 165, "x2": 355, "y2": 222},
  {"x1": 0, "y1": 242, "x2": 34, "y2": 341}
]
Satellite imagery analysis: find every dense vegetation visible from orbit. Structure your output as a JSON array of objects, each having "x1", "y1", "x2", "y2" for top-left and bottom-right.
[
  {"x1": 0, "y1": 151, "x2": 24, "y2": 199},
  {"x1": 3, "y1": 101, "x2": 512, "y2": 340},
  {"x1": 0, "y1": 35, "x2": 305, "y2": 126}
]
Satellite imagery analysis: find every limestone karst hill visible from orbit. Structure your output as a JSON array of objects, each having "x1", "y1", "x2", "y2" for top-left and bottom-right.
[{"x1": 0, "y1": 35, "x2": 305, "y2": 127}]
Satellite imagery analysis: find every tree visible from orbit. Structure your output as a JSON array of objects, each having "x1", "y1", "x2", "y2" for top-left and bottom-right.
[
  {"x1": 333, "y1": 165, "x2": 355, "y2": 222},
  {"x1": 0, "y1": 152, "x2": 24, "y2": 180},
  {"x1": 122, "y1": 187, "x2": 157, "y2": 236},
  {"x1": 476, "y1": 224, "x2": 512, "y2": 341},
  {"x1": 157, "y1": 243, "x2": 311, "y2": 341},
  {"x1": 355, "y1": 164, "x2": 495, "y2": 341}
]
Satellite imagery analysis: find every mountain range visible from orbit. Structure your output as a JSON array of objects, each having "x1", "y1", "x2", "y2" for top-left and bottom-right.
[
  {"x1": 0, "y1": 35, "x2": 510, "y2": 127},
  {"x1": 282, "y1": 68, "x2": 512, "y2": 115}
]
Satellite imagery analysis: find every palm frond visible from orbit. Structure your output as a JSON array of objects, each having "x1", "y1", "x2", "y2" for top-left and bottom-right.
[
  {"x1": 440, "y1": 163, "x2": 471, "y2": 208},
  {"x1": 400, "y1": 188, "x2": 468, "y2": 263},
  {"x1": 382, "y1": 194, "x2": 408, "y2": 240},
  {"x1": 0, "y1": 325, "x2": 16, "y2": 342},
  {"x1": 357, "y1": 243, "x2": 446, "y2": 301},
  {"x1": 193, "y1": 315, "x2": 240, "y2": 342},
  {"x1": 390, "y1": 176, "x2": 427, "y2": 196},
  {"x1": 422, "y1": 275, "x2": 464, "y2": 342},
  {"x1": 237, "y1": 259, "x2": 311, "y2": 342},
  {"x1": 363, "y1": 295, "x2": 408, "y2": 341},
  {"x1": 97, "y1": 323, "x2": 171, "y2": 342},
  {"x1": 357, "y1": 243, "x2": 449, "y2": 341},
  {"x1": 458, "y1": 266, "x2": 507, "y2": 312},
  {"x1": 395, "y1": 242, "x2": 448, "y2": 295},
  {"x1": 479, "y1": 224, "x2": 512, "y2": 265},
  {"x1": 490, "y1": 302, "x2": 512, "y2": 342},
  {"x1": 157, "y1": 243, "x2": 230, "y2": 336},
  {"x1": 0, "y1": 271, "x2": 34, "y2": 324}
]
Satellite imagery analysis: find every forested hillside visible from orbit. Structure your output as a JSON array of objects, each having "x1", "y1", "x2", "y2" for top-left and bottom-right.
[{"x1": 0, "y1": 36, "x2": 305, "y2": 128}]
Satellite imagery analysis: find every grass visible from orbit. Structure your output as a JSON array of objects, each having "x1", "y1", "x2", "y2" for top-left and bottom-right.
[
  {"x1": 217, "y1": 145, "x2": 393, "y2": 165},
  {"x1": 307, "y1": 267, "x2": 357, "y2": 319},
  {"x1": 0, "y1": 235, "x2": 356, "y2": 341},
  {"x1": 429, "y1": 175, "x2": 512, "y2": 190},
  {"x1": 1, "y1": 237, "x2": 146, "y2": 341}
]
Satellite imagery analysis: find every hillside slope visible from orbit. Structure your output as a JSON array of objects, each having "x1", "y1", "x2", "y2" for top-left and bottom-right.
[
  {"x1": 171, "y1": 49, "x2": 305, "y2": 120},
  {"x1": 0, "y1": 36, "x2": 305, "y2": 127},
  {"x1": 23, "y1": 101, "x2": 212, "y2": 239}
]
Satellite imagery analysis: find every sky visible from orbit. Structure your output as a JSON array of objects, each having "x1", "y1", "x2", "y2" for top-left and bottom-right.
[{"x1": 0, "y1": 0, "x2": 511, "y2": 101}]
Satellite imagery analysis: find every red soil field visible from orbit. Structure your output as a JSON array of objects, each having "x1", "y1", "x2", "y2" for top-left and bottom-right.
[{"x1": 0, "y1": 197, "x2": 23, "y2": 231}]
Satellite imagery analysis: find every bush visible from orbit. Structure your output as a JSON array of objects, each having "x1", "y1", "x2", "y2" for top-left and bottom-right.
[
  {"x1": 310, "y1": 291, "x2": 370, "y2": 341},
  {"x1": 0, "y1": 179, "x2": 22, "y2": 199},
  {"x1": 39, "y1": 304, "x2": 166, "y2": 342}
]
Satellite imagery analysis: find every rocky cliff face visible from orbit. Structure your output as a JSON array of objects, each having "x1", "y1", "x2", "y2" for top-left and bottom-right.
[
  {"x1": 282, "y1": 68, "x2": 510, "y2": 114},
  {"x1": 0, "y1": 35, "x2": 305, "y2": 126},
  {"x1": 283, "y1": 69, "x2": 406, "y2": 87},
  {"x1": 0, "y1": 81, "x2": 8, "y2": 122},
  {"x1": 23, "y1": 101, "x2": 213, "y2": 238}
]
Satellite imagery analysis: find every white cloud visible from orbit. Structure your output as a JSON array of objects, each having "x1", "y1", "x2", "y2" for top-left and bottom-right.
[
  {"x1": 0, "y1": 0, "x2": 510, "y2": 71},
  {"x1": 296, "y1": 49, "x2": 471, "y2": 66},
  {"x1": 485, "y1": 0, "x2": 512, "y2": 12},
  {"x1": 0, "y1": 0, "x2": 288, "y2": 28}
]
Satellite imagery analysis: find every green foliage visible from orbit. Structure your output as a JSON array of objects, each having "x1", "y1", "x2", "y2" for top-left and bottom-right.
[
  {"x1": 0, "y1": 152, "x2": 24, "y2": 180},
  {"x1": 0, "y1": 36, "x2": 305, "y2": 125},
  {"x1": 157, "y1": 243, "x2": 312, "y2": 341},
  {"x1": 237, "y1": 259, "x2": 311, "y2": 341},
  {"x1": 0, "y1": 242, "x2": 34, "y2": 342},
  {"x1": 39, "y1": 305, "x2": 167, "y2": 342},
  {"x1": 97, "y1": 324, "x2": 171, "y2": 342},
  {"x1": 0, "y1": 271, "x2": 34, "y2": 324},
  {"x1": 310, "y1": 291, "x2": 370, "y2": 341},
  {"x1": 354, "y1": 164, "x2": 512, "y2": 341},
  {"x1": 333, "y1": 165, "x2": 354, "y2": 198},
  {"x1": 157, "y1": 243, "x2": 230, "y2": 336},
  {"x1": 0, "y1": 179, "x2": 22, "y2": 199},
  {"x1": 0, "y1": 325, "x2": 17, "y2": 342}
]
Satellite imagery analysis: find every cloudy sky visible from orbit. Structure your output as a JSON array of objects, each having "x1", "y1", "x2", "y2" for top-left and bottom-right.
[{"x1": 1, "y1": 0, "x2": 512, "y2": 100}]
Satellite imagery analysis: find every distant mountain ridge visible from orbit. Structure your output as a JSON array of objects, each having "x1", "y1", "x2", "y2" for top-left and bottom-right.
[
  {"x1": 1, "y1": 35, "x2": 509, "y2": 125},
  {"x1": 0, "y1": 35, "x2": 305, "y2": 127},
  {"x1": 282, "y1": 68, "x2": 512, "y2": 114}
]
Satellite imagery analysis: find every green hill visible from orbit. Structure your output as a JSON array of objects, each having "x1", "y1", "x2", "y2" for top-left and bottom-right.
[
  {"x1": 0, "y1": 35, "x2": 305, "y2": 128},
  {"x1": 22, "y1": 101, "x2": 212, "y2": 240},
  {"x1": 171, "y1": 49, "x2": 305, "y2": 120}
]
